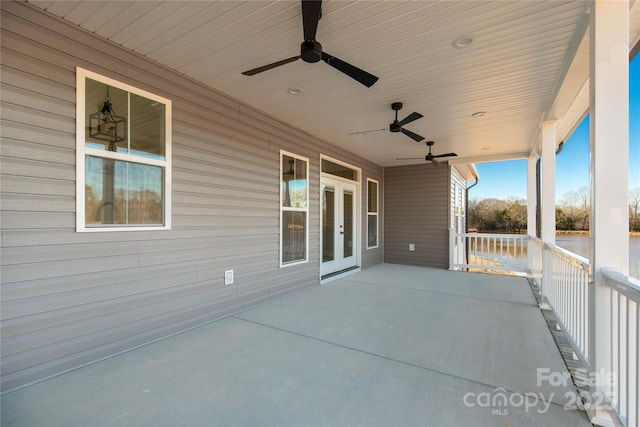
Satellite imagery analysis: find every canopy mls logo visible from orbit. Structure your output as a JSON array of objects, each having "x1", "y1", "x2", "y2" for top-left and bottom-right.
[
  {"x1": 462, "y1": 387, "x2": 554, "y2": 415},
  {"x1": 463, "y1": 368, "x2": 618, "y2": 416}
]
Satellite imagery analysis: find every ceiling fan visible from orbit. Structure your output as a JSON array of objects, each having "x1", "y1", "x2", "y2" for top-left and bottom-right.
[
  {"x1": 241, "y1": 0, "x2": 378, "y2": 88},
  {"x1": 397, "y1": 140, "x2": 458, "y2": 166},
  {"x1": 389, "y1": 102, "x2": 424, "y2": 142}
]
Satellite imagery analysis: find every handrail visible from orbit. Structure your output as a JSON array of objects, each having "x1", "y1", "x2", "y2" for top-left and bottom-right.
[
  {"x1": 455, "y1": 231, "x2": 529, "y2": 239},
  {"x1": 602, "y1": 268, "x2": 640, "y2": 302},
  {"x1": 544, "y1": 242, "x2": 590, "y2": 273}
]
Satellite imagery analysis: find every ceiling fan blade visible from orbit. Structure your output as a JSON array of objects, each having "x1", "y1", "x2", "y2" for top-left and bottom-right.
[
  {"x1": 321, "y1": 52, "x2": 379, "y2": 87},
  {"x1": 432, "y1": 152, "x2": 458, "y2": 158},
  {"x1": 241, "y1": 56, "x2": 301, "y2": 76},
  {"x1": 302, "y1": 0, "x2": 322, "y2": 41},
  {"x1": 396, "y1": 157, "x2": 423, "y2": 160},
  {"x1": 431, "y1": 158, "x2": 440, "y2": 167},
  {"x1": 400, "y1": 128, "x2": 425, "y2": 142},
  {"x1": 398, "y1": 112, "x2": 423, "y2": 127}
]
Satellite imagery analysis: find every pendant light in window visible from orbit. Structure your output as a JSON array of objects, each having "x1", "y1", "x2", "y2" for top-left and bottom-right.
[{"x1": 89, "y1": 86, "x2": 127, "y2": 151}]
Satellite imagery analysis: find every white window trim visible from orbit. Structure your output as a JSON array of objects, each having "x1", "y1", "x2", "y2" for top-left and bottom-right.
[
  {"x1": 280, "y1": 150, "x2": 309, "y2": 267},
  {"x1": 367, "y1": 178, "x2": 379, "y2": 249},
  {"x1": 76, "y1": 67, "x2": 172, "y2": 232}
]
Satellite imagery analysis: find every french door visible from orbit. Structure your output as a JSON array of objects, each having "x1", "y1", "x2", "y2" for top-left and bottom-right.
[{"x1": 321, "y1": 177, "x2": 357, "y2": 276}]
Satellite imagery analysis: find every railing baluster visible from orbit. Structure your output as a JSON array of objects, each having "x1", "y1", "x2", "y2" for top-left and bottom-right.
[
  {"x1": 634, "y1": 301, "x2": 640, "y2": 426},
  {"x1": 612, "y1": 288, "x2": 617, "y2": 412},
  {"x1": 613, "y1": 292, "x2": 622, "y2": 415},
  {"x1": 626, "y1": 297, "x2": 630, "y2": 425}
]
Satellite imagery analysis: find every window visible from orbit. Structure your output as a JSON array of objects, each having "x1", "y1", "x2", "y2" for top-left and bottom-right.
[
  {"x1": 281, "y1": 151, "x2": 308, "y2": 265},
  {"x1": 76, "y1": 68, "x2": 171, "y2": 231},
  {"x1": 367, "y1": 179, "x2": 378, "y2": 248},
  {"x1": 321, "y1": 158, "x2": 358, "y2": 180}
]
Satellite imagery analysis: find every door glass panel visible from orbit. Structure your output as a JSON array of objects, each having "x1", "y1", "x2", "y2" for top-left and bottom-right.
[
  {"x1": 322, "y1": 185, "x2": 335, "y2": 263},
  {"x1": 343, "y1": 190, "x2": 353, "y2": 258}
]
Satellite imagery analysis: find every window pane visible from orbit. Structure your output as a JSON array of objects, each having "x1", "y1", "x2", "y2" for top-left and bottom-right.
[
  {"x1": 368, "y1": 181, "x2": 378, "y2": 213},
  {"x1": 130, "y1": 93, "x2": 165, "y2": 160},
  {"x1": 321, "y1": 159, "x2": 357, "y2": 181},
  {"x1": 282, "y1": 211, "x2": 306, "y2": 263},
  {"x1": 368, "y1": 214, "x2": 378, "y2": 247},
  {"x1": 282, "y1": 155, "x2": 307, "y2": 208},
  {"x1": 85, "y1": 156, "x2": 163, "y2": 226},
  {"x1": 322, "y1": 185, "x2": 335, "y2": 262},
  {"x1": 343, "y1": 190, "x2": 353, "y2": 258},
  {"x1": 85, "y1": 78, "x2": 128, "y2": 152}
]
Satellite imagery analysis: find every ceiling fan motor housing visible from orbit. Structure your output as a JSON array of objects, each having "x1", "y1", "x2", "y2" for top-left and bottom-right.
[
  {"x1": 389, "y1": 102, "x2": 403, "y2": 132},
  {"x1": 301, "y1": 41, "x2": 322, "y2": 63}
]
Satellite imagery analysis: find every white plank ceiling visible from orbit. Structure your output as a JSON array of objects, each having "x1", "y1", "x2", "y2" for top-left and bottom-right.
[{"x1": 25, "y1": 0, "x2": 640, "y2": 167}]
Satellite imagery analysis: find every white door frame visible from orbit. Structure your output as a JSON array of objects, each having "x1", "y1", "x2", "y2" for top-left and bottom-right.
[
  {"x1": 319, "y1": 155, "x2": 361, "y2": 279},
  {"x1": 320, "y1": 177, "x2": 358, "y2": 275}
]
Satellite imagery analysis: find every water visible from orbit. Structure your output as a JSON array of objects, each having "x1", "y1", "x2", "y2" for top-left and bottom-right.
[{"x1": 555, "y1": 233, "x2": 640, "y2": 280}]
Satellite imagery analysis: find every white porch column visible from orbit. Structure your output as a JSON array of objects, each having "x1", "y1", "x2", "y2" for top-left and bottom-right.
[
  {"x1": 527, "y1": 156, "x2": 538, "y2": 238},
  {"x1": 540, "y1": 120, "x2": 557, "y2": 303},
  {"x1": 589, "y1": 0, "x2": 629, "y2": 420}
]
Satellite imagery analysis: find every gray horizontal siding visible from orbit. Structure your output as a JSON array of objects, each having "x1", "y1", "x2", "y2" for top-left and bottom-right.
[
  {"x1": 0, "y1": 1, "x2": 383, "y2": 392},
  {"x1": 383, "y1": 163, "x2": 449, "y2": 269}
]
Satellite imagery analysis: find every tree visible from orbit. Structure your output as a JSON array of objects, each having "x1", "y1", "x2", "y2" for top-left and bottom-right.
[
  {"x1": 558, "y1": 186, "x2": 589, "y2": 230},
  {"x1": 506, "y1": 197, "x2": 527, "y2": 232},
  {"x1": 467, "y1": 197, "x2": 526, "y2": 233},
  {"x1": 470, "y1": 187, "x2": 638, "y2": 234},
  {"x1": 467, "y1": 197, "x2": 481, "y2": 231},
  {"x1": 556, "y1": 207, "x2": 575, "y2": 230},
  {"x1": 630, "y1": 188, "x2": 640, "y2": 232}
]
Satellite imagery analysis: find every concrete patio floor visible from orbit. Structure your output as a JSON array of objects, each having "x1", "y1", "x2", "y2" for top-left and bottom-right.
[{"x1": 1, "y1": 264, "x2": 591, "y2": 427}]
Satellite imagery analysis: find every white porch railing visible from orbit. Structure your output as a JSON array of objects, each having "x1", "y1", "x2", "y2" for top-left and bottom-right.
[
  {"x1": 601, "y1": 270, "x2": 640, "y2": 427},
  {"x1": 450, "y1": 232, "x2": 528, "y2": 274},
  {"x1": 450, "y1": 231, "x2": 639, "y2": 427},
  {"x1": 544, "y1": 243, "x2": 591, "y2": 366}
]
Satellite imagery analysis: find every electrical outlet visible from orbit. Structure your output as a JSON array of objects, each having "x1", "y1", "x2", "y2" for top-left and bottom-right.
[
  {"x1": 224, "y1": 270, "x2": 234, "y2": 285},
  {"x1": 408, "y1": 243, "x2": 415, "y2": 252}
]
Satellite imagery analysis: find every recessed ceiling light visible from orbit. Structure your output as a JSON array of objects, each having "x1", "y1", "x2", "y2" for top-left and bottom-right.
[
  {"x1": 287, "y1": 87, "x2": 302, "y2": 95},
  {"x1": 453, "y1": 35, "x2": 474, "y2": 49},
  {"x1": 472, "y1": 111, "x2": 487, "y2": 118}
]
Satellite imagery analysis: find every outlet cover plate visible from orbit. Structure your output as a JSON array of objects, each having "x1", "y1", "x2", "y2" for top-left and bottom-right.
[{"x1": 224, "y1": 270, "x2": 234, "y2": 285}]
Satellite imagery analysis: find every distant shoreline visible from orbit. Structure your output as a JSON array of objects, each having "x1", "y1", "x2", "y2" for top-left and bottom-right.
[{"x1": 556, "y1": 230, "x2": 640, "y2": 237}]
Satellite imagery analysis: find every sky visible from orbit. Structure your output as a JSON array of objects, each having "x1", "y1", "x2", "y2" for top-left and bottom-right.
[{"x1": 469, "y1": 54, "x2": 640, "y2": 203}]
